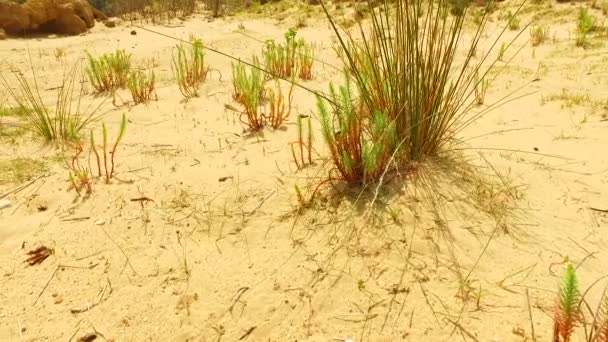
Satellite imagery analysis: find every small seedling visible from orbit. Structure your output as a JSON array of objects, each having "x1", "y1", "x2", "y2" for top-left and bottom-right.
[
  {"x1": 474, "y1": 71, "x2": 489, "y2": 105},
  {"x1": 89, "y1": 113, "x2": 127, "y2": 183},
  {"x1": 54, "y1": 48, "x2": 66, "y2": 61},
  {"x1": 66, "y1": 143, "x2": 93, "y2": 195},
  {"x1": 498, "y1": 42, "x2": 507, "y2": 61},
  {"x1": 290, "y1": 114, "x2": 313, "y2": 169}
]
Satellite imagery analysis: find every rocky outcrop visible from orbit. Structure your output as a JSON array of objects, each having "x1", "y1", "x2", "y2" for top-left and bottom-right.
[{"x1": 0, "y1": 0, "x2": 107, "y2": 36}]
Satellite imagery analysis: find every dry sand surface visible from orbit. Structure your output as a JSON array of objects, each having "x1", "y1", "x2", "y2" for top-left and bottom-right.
[{"x1": 1, "y1": 1, "x2": 608, "y2": 341}]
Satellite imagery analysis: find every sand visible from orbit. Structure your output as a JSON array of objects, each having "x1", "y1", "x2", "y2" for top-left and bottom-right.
[{"x1": 1, "y1": 1, "x2": 608, "y2": 341}]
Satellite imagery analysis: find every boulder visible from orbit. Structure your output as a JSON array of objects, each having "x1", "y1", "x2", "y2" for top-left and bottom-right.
[{"x1": 0, "y1": 0, "x2": 107, "y2": 36}]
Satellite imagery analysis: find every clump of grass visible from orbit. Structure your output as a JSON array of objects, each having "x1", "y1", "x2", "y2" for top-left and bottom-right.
[
  {"x1": 85, "y1": 49, "x2": 132, "y2": 93},
  {"x1": 54, "y1": 47, "x2": 66, "y2": 61},
  {"x1": 530, "y1": 25, "x2": 549, "y2": 46},
  {"x1": 576, "y1": 7, "x2": 596, "y2": 48},
  {"x1": 231, "y1": 56, "x2": 265, "y2": 105},
  {"x1": 507, "y1": 11, "x2": 520, "y2": 31},
  {"x1": 264, "y1": 80, "x2": 294, "y2": 129},
  {"x1": 127, "y1": 70, "x2": 156, "y2": 104},
  {"x1": 237, "y1": 79, "x2": 294, "y2": 132},
  {"x1": 263, "y1": 28, "x2": 314, "y2": 80},
  {"x1": 263, "y1": 29, "x2": 298, "y2": 78},
  {"x1": 172, "y1": 37, "x2": 209, "y2": 98},
  {"x1": 1, "y1": 57, "x2": 101, "y2": 144},
  {"x1": 297, "y1": 41, "x2": 315, "y2": 80},
  {"x1": 315, "y1": 0, "x2": 524, "y2": 185}
]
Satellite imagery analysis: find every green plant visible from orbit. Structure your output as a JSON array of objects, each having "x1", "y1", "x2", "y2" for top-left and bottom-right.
[
  {"x1": 85, "y1": 49, "x2": 132, "y2": 93},
  {"x1": 265, "y1": 80, "x2": 294, "y2": 129},
  {"x1": 66, "y1": 143, "x2": 93, "y2": 195},
  {"x1": 550, "y1": 262, "x2": 608, "y2": 342},
  {"x1": 507, "y1": 11, "x2": 520, "y2": 31},
  {"x1": 316, "y1": 0, "x2": 522, "y2": 185},
  {"x1": 127, "y1": 69, "x2": 156, "y2": 104},
  {"x1": 553, "y1": 263, "x2": 581, "y2": 342},
  {"x1": 498, "y1": 42, "x2": 507, "y2": 61},
  {"x1": 172, "y1": 37, "x2": 209, "y2": 98},
  {"x1": 1, "y1": 58, "x2": 100, "y2": 144},
  {"x1": 474, "y1": 71, "x2": 489, "y2": 105},
  {"x1": 290, "y1": 114, "x2": 313, "y2": 170},
  {"x1": 297, "y1": 41, "x2": 315, "y2": 80},
  {"x1": 237, "y1": 79, "x2": 293, "y2": 132},
  {"x1": 90, "y1": 113, "x2": 127, "y2": 183},
  {"x1": 530, "y1": 25, "x2": 549, "y2": 46},
  {"x1": 262, "y1": 28, "x2": 300, "y2": 78},
  {"x1": 231, "y1": 56, "x2": 265, "y2": 105},
  {"x1": 576, "y1": 7, "x2": 596, "y2": 48}
]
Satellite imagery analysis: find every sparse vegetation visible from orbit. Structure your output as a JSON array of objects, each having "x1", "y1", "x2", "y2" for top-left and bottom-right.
[
  {"x1": 507, "y1": 11, "x2": 521, "y2": 31},
  {"x1": 0, "y1": 158, "x2": 46, "y2": 184},
  {"x1": 530, "y1": 25, "x2": 549, "y2": 46},
  {"x1": 576, "y1": 7, "x2": 596, "y2": 48},
  {"x1": 127, "y1": 69, "x2": 157, "y2": 104},
  {"x1": 89, "y1": 113, "x2": 127, "y2": 184},
  {"x1": 2, "y1": 59, "x2": 100, "y2": 144},
  {"x1": 290, "y1": 114, "x2": 313, "y2": 170},
  {"x1": 316, "y1": 0, "x2": 519, "y2": 185},
  {"x1": 86, "y1": 49, "x2": 132, "y2": 93},
  {"x1": 231, "y1": 56, "x2": 265, "y2": 105},
  {"x1": 172, "y1": 37, "x2": 209, "y2": 98}
]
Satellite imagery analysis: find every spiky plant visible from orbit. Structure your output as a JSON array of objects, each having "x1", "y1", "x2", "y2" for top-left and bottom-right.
[
  {"x1": 172, "y1": 37, "x2": 208, "y2": 98},
  {"x1": 85, "y1": 49, "x2": 132, "y2": 93},
  {"x1": 553, "y1": 263, "x2": 582, "y2": 342},
  {"x1": 317, "y1": 73, "x2": 397, "y2": 184},
  {"x1": 316, "y1": 0, "x2": 524, "y2": 185},
  {"x1": 264, "y1": 80, "x2": 294, "y2": 129}
]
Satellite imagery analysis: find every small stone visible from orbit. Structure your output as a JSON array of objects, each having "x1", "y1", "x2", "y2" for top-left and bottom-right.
[
  {"x1": 0, "y1": 29, "x2": 6, "y2": 40},
  {"x1": 104, "y1": 17, "x2": 121, "y2": 28},
  {"x1": 130, "y1": 30, "x2": 137, "y2": 35}
]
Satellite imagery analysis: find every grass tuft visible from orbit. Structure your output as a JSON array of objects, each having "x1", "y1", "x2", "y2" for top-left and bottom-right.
[
  {"x1": 316, "y1": 0, "x2": 524, "y2": 186},
  {"x1": 127, "y1": 69, "x2": 157, "y2": 104},
  {"x1": 86, "y1": 49, "x2": 132, "y2": 93},
  {"x1": 172, "y1": 37, "x2": 209, "y2": 98},
  {"x1": 2, "y1": 56, "x2": 100, "y2": 144}
]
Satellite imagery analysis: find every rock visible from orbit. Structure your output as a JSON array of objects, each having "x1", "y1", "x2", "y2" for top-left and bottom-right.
[
  {"x1": 103, "y1": 17, "x2": 121, "y2": 28},
  {"x1": 130, "y1": 30, "x2": 137, "y2": 35},
  {"x1": 0, "y1": 0, "x2": 107, "y2": 36},
  {"x1": 0, "y1": 28, "x2": 6, "y2": 39}
]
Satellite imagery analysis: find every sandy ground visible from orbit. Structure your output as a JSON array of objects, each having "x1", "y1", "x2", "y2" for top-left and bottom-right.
[{"x1": 1, "y1": 1, "x2": 608, "y2": 341}]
